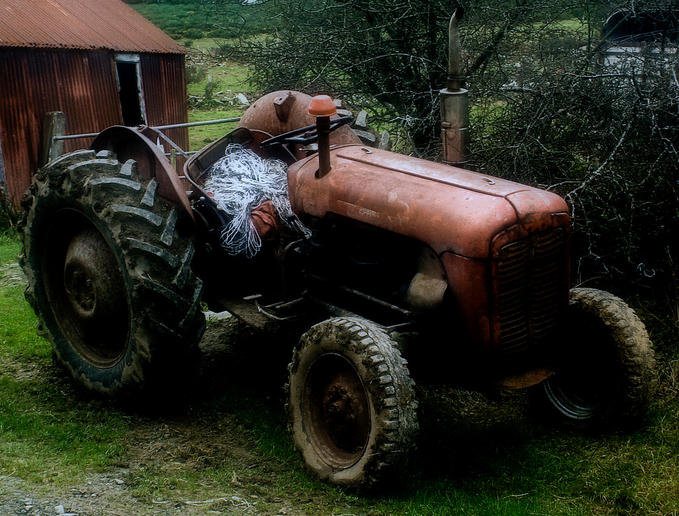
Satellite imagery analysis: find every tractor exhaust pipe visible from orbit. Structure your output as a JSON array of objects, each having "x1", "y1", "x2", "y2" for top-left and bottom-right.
[{"x1": 440, "y1": 9, "x2": 468, "y2": 166}]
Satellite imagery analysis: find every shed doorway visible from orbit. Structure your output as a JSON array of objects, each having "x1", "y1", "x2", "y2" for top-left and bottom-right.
[{"x1": 115, "y1": 54, "x2": 146, "y2": 126}]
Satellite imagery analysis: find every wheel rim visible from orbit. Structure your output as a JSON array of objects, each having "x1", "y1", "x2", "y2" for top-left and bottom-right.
[
  {"x1": 543, "y1": 352, "x2": 613, "y2": 420},
  {"x1": 544, "y1": 310, "x2": 619, "y2": 421},
  {"x1": 42, "y1": 210, "x2": 130, "y2": 368},
  {"x1": 302, "y1": 353, "x2": 371, "y2": 469},
  {"x1": 543, "y1": 374, "x2": 602, "y2": 419}
]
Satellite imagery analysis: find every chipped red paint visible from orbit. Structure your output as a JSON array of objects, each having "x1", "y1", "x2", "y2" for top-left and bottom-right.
[{"x1": 288, "y1": 144, "x2": 567, "y2": 258}]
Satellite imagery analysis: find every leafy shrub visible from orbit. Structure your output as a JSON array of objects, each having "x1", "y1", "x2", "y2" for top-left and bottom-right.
[
  {"x1": 466, "y1": 16, "x2": 679, "y2": 346},
  {"x1": 127, "y1": 1, "x2": 281, "y2": 39},
  {"x1": 186, "y1": 64, "x2": 208, "y2": 84},
  {"x1": 204, "y1": 80, "x2": 219, "y2": 100}
]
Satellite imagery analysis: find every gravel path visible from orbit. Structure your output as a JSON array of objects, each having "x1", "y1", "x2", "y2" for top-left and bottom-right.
[{"x1": 0, "y1": 262, "x2": 26, "y2": 288}]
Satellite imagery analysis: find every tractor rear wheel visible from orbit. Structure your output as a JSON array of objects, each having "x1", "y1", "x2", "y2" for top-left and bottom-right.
[
  {"x1": 20, "y1": 150, "x2": 205, "y2": 396},
  {"x1": 287, "y1": 317, "x2": 418, "y2": 489},
  {"x1": 533, "y1": 287, "x2": 655, "y2": 426}
]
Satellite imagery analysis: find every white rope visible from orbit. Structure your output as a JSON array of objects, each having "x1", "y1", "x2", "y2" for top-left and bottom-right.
[{"x1": 203, "y1": 144, "x2": 310, "y2": 257}]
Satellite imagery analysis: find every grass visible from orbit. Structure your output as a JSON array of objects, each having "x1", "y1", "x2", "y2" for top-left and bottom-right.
[
  {"x1": 188, "y1": 108, "x2": 242, "y2": 150},
  {"x1": 0, "y1": 233, "x2": 19, "y2": 265},
  {"x1": 128, "y1": 1, "x2": 279, "y2": 40},
  {"x1": 184, "y1": 40, "x2": 254, "y2": 150},
  {"x1": 186, "y1": 59, "x2": 251, "y2": 98},
  {"x1": 0, "y1": 229, "x2": 129, "y2": 487},
  {"x1": 2, "y1": 216, "x2": 679, "y2": 513}
]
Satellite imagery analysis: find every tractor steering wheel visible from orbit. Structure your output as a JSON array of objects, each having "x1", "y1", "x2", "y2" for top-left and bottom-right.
[{"x1": 260, "y1": 116, "x2": 353, "y2": 148}]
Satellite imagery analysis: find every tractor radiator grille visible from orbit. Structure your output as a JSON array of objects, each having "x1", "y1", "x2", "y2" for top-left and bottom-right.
[{"x1": 495, "y1": 228, "x2": 567, "y2": 354}]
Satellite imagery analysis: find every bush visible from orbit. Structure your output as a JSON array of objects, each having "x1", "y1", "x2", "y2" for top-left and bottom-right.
[
  {"x1": 127, "y1": 1, "x2": 282, "y2": 39},
  {"x1": 204, "y1": 80, "x2": 219, "y2": 100},
  {"x1": 186, "y1": 64, "x2": 208, "y2": 84},
  {"x1": 466, "y1": 15, "x2": 679, "y2": 346}
]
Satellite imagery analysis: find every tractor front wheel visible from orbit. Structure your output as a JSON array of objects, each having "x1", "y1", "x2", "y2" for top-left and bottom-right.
[
  {"x1": 287, "y1": 317, "x2": 418, "y2": 489},
  {"x1": 533, "y1": 287, "x2": 655, "y2": 427}
]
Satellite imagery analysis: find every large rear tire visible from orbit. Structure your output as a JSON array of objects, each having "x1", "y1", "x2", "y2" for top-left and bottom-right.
[
  {"x1": 20, "y1": 150, "x2": 205, "y2": 396},
  {"x1": 533, "y1": 287, "x2": 655, "y2": 426},
  {"x1": 287, "y1": 317, "x2": 418, "y2": 489}
]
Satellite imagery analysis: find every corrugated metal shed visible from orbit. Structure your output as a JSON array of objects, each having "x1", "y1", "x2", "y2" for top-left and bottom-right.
[
  {"x1": 0, "y1": 0, "x2": 188, "y2": 209},
  {"x1": 0, "y1": 0, "x2": 185, "y2": 54}
]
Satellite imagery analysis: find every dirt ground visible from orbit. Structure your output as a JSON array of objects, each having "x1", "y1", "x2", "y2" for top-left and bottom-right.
[
  {"x1": 0, "y1": 363, "x2": 527, "y2": 516},
  {"x1": 0, "y1": 418, "x2": 290, "y2": 516}
]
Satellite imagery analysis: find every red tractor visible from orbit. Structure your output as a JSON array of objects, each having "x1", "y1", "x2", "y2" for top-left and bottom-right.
[{"x1": 19, "y1": 14, "x2": 654, "y2": 489}]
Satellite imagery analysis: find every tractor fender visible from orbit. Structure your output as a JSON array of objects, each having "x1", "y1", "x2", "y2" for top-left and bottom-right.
[{"x1": 91, "y1": 126, "x2": 193, "y2": 220}]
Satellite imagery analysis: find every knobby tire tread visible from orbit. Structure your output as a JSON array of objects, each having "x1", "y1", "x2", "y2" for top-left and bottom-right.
[{"x1": 20, "y1": 149, "x2": 205, "y2": 396}]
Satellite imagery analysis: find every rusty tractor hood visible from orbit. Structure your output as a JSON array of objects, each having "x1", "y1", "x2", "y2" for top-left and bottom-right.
[{"x1": 287, "y1": 145, "x2": 568, "y2": 259}]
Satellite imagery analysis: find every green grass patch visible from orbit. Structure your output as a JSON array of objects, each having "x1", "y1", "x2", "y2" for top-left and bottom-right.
[
  {"x1": 0, "y1": 232, "x2": 129, "y2": 486},
  {"x1": 0, "y1": 284, "x2": 44, "y2": 359},
  {"x1": 188, "y1": 108, "x2": 243, "y2": 150},
  {"x1": 0, "y1": 372, "x2": 128, "y2": 485},
  {"x1": 185, "y1": 41, "x2": 252, "y2": 150},
  {"x1": 0, "y1": 279, "x2": 129, "y2": 486},
  {"x1": 186, "y1": 58, "x2": 251, "y2": 97},
  {"x1": 0, "y1": 237, "x2": 19, "y2": 266}
]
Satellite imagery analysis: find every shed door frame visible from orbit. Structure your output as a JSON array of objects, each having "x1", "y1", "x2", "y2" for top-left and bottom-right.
[{"x1": 114, "y1": 53, "x2": 147, "y2": 126}]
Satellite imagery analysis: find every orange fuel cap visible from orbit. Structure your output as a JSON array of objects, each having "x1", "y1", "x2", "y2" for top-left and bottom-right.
[{"x1": 308, "y1": 95, "x2": 336, "y2": 116}]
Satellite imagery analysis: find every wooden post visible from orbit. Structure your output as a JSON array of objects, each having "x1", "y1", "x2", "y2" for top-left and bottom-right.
[{"x1": 40, "y1": 111, "x2": 66, "y2": 166}]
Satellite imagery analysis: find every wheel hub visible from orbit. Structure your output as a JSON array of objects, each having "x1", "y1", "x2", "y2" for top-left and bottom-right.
[
  {"x1": 544, "y1": 335, "x2": 609, "y2": 420},
  {"x1": 303, "y1": 354, "x2": 371, "y2": 469},
  {"x1": 64, "y1": 259, "x2": 97, "y2": 319},
  {"x1": 323, "y1": 373, "x2": 367, "y2": 451},
  {"x1": 43, "y1": 216, "x2": 130, "y2": 368},
  {"x1": 63, "y1": 230, "x2": 122, "y2": 323}
]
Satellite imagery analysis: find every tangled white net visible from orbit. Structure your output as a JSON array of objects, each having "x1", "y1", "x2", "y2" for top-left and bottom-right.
[{"x1": 203, "y1": 144, "x2": 310, "y2": 258}]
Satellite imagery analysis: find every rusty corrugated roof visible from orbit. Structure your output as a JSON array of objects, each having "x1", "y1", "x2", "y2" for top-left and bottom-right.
[{"x1": 0, "y1": 0, "x2": 185, "y2": 54}]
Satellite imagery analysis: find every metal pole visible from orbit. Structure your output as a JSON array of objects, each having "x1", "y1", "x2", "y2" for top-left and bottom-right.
[
  {"x1": 53, "y1": 117, "x2": 242, "y2": 141},
  {"x1": 54, "y1": 132, "x2": 99, "y2": 141},
  {"x1": 316, "y1": 116, "x2": 331, "y2": 177},
  {"x1": 151, "y1": 118, "x2": 240, "y2": 130}
]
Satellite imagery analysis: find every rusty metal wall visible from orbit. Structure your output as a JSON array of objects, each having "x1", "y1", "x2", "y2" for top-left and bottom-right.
[
  {"x1": 0, "y1": 49, "x2": 122, "y2": 208},
  {"x1": 0, "y1": 49, "x2": 188, "y2": 209},
  {"x1": 140, "y1": 54, "x2": 189, "y2": 155}
]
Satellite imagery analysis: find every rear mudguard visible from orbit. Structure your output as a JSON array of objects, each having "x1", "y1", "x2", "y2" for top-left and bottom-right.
[{"x1": 92, "y1": 126, "x2": 193, "y2": 220}]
